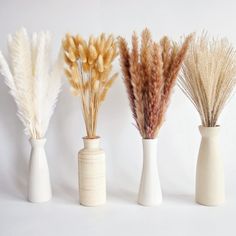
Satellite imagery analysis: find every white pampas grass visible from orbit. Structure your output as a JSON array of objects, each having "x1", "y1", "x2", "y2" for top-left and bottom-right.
[
  {"x1": 0, "y1": 28, "x2": 63, "y2": 139},
  {"x1": 179, "y1": 34, "x2": 236, "y2": 127}
]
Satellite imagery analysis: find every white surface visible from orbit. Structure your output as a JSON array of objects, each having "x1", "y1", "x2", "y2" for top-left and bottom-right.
[{"x1": 0, "y1": 0, "x2": 236, "y2": 235}]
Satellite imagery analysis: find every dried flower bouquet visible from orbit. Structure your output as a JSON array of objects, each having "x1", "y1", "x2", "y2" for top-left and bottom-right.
[
  {"x1": 118, "y1": 28, "x2": 192, "y2": 206},
  {"x1": 178, "y1": 34, "x2": 236, "y2": 206},
  {"x1": 0, "y1": 28, "x2": 63, "y2": 139},
  {"x1": 119, "y1": 28, "x2": 192, "y2": 138},
  {"x1": 179, "y1": 34, "x2": 236, "y2": 127},
  {"x1": 0, "y1": 28, "x2": 63, "y2": 202},
  {"x1": 62, "y1": 32, "x2": 118, "y2": 206},
  {"x1": 63, "y1": 33, "x2": 118, "y2": 138}
]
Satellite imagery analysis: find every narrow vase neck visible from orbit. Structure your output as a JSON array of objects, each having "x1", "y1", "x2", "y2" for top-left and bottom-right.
[
  {"x1": 83, "y1": 138, "x2": 100, "y2": 149},
  {"x1": 142, "y1": 138, "x2": 158, "y2": 160},
  {"x1": 30, "y1": 138, "x2": 46, "y2": 148}
]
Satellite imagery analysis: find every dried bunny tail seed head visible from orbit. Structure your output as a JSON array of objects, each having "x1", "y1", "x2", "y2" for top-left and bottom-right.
[{"x1": 62, "y1": 32, "x2": 118, "y2": 138}]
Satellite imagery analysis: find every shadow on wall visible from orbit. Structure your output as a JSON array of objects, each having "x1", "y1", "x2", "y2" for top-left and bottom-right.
[
  {"x1": 0, "y1": 75, "x2": 28, "y2": 201},
  {"x1": 45, "y1": 82, "x2": 81, "y2": 203}
]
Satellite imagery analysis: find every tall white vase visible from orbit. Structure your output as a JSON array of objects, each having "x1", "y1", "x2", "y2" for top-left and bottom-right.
[
  {"x1": 78, "y1": 137, "x2": 106, "y2": 206},
  {"x1": 196, "y1": 126, "x2": 225, "y2": 206},
  {"x1": 28, "y1": 138, "x2": 52, "y2": 203},
  {"x1": 138, "y1": 138, "x2": 162, "y2": 206}
]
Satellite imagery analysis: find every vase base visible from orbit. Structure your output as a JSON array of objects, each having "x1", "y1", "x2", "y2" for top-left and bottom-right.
[
  {"x1": 28, "y1": 195, "x2": 52, "y2": 203},
  {"x1": 196, "y1": 201, "x2": 225, "y2": 207},
  {"x1": 137, "y1": 196, "x2": 162, "y2": 207},
  {"x1": 195, "y1": 199, "x2": 225, "y2": 207},
  {"x1": 79, "y1": 189, "x2": 106, "y2": 207},
  {"x1": 79, "y1": 201, "x2": 106, "y2": 207},
  {"x1": 138, "y1": 201, "x2": 162, "y2": 207}
]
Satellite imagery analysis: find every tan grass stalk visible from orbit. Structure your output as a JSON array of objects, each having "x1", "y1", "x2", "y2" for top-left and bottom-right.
[
  {"x1": 179, "y1": 34, "x2": 236, "y2": 127},
  {"x1": 118, "y1": 37, "x2": 137, "y2": 121},
  {"x1": 130, "y1": 33, "x2": 145, "y2": 136},
  {"x1": 118, "y1": 28, "x2": 192, "y2": 138},
  {"x1": 63, "y1": 33, "x2": 118, "y2": 138}
]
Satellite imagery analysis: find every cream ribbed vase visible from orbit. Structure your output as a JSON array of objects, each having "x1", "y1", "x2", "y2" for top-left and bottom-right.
[
  {"x1": 28, "y1": 138, "x2": 52, "y2": 203},
  {"x1": 78, "y1": 137, "x2": 106, "y2": 206},
  {"x1": 196, "y1": 126, "x2": 225, "y2": 206},
  {"x1": 138, "y1": 138, "x2": 162, "y2": 206}
]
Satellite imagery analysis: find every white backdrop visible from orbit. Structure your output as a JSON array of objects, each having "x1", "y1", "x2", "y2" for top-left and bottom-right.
[{"x1": 1, "y1": 0, "x2": 236, "y2": 235}]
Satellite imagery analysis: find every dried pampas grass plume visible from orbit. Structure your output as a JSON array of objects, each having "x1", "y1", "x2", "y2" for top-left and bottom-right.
[
  {"x1": 0, "y1": 28, "x2": 63, "y2": 139},
  {"x1": 118, "y1": 28, "x2": 192, "y2": 139},
  {"x1": 179, "y1": 33, "x2": 236, "y2": 127}
]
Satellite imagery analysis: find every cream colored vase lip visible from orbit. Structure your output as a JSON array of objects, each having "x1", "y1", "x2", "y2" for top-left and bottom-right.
[
  {"x1": 29, "y1": 138, "x2": 47, "y2": 144},
  {"x1": 142, "y1": 138, "x2": 157, "y2": 141},
  {"x1": 82, "y1": 136, "x2": 100, "y2": 140},
  {"x1": 198, "y1": 125, "x2": 220, "y2": 136},
  {"x1": 82, "y1": 137, "x2": 101, "y2": 149},
  {"x1": 198, "y1": 125, "x2": 221, "y2": 129}
]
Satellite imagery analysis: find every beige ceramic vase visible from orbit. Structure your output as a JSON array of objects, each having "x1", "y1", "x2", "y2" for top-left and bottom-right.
[
  {"x1": 196, "y1": 126, "x2": 225, "y2": 206},
  {"x1": 78, "y1": 137, "x2": 106, "y2": 206}
]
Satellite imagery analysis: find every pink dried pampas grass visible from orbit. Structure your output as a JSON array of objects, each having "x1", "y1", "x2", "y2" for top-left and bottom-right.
[{"x1": 119, "y1": 28, "x2": 192, "y2": 139}]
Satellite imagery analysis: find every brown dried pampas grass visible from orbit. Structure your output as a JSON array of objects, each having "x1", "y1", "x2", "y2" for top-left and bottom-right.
[
  {"x1": 179, "y1": 34, "x2": 236, "y2": 127},
  {"x1": 119, "y1": 28, "x2": 192, "y2": 139},
  {"x1": 63, "y1": 33, "x2": 118, "y2": 138}
]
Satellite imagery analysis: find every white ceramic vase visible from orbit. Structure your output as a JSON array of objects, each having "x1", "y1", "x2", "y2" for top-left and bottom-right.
[
  {"x1": 196, "y1": 126, "x2": 225, "y2": 206},
  {"x1": 138, "y1": 138, "x2": 162, "y2": 206},
  {"x1": 78, "y1": 137, "x2": 106, "y2": 206},
  {"x1": 28, "y1": 138, "x2": 52, "y2": 203}
]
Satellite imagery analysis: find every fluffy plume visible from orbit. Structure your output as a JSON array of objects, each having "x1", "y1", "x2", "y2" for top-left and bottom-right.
[
  {"x1": 0, "y1": 28, "x2": 63, "y2": 139},
  {"x1": 63, "y1": 33, "x2": 118, "y2": 138},
  {"x1": 179, "y1": 34, "x2": 236, "y2": 127},
  {"x1": 119, "y1": 28, "x2": 192, "y2": 139},
  {"x1": 118, "y1": 37, "x2": 136, "y2": 120}
]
